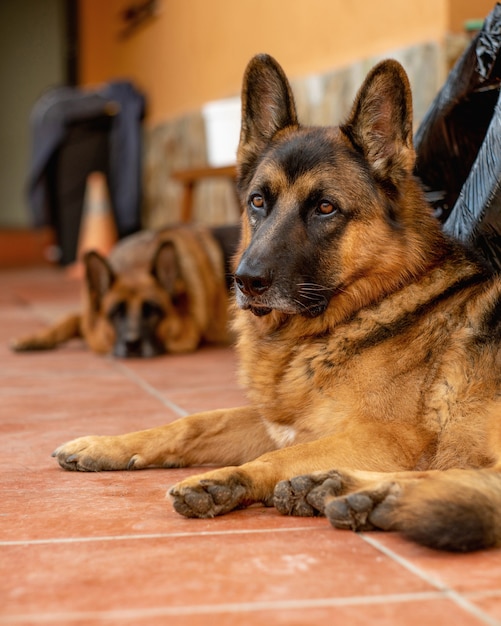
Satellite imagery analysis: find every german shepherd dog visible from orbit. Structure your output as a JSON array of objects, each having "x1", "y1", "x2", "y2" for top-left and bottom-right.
[
  {"x1": 12, "y1": 224, "x2": 238, "y2": 357},
  {"x1": 52, "y1": 55, "x2": 501, "y2": 552}
]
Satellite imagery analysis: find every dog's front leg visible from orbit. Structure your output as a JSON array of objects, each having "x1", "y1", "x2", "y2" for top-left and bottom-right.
[
  {"x1": 169, "y1": 439, "x2": 345, "y2": 518},
  {"x1": 11, "y1": 313, "x2": 82, "y2": 352},
  {"x1": 52, "y1": 406, "x2": 276, "y2": 472},
  {"x1": 163, "y1": 315, "x2": 202, "y2": 354},
  {"x1": 169, "y1": 427, "x2": 421, "y2": 518}
]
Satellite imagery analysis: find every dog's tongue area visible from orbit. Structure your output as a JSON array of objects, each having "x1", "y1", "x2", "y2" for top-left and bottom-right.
[
  {"x1": 247, "y1": 303, "x2": 327, "y2": 318},
  {"x1": 249, "y1": 305, "x2": 272, "y2": 316}
]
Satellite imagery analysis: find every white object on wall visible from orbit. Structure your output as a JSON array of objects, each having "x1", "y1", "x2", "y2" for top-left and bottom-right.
[{"x1": 202, "y1": 97, "x2": 241, "y2": 167}]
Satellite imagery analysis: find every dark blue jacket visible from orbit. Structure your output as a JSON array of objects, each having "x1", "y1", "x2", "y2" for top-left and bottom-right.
[{"x1": 28, "y1": 80, "x2": 146, "y2": 237}]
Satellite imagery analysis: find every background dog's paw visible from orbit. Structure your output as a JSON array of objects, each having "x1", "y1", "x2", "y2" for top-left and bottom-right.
[
  {"x1": 9, "y1": 336, "x2": 51, "y2": 352},
  {"x1": 325, "y1": 482, "x2": 402, "y2": 532},
  {"x1": 273, "y1": 470, "x2": 346, "y2": 516},
  {"x1": 52, "y1": 436, "x2": 140, "y2": 472},
  {"x1": 9, "y1": 337, "x2": 27, "y2": 352},
  {"x1": 169, "y1": 472, "x2": 249, "y2": 518}
]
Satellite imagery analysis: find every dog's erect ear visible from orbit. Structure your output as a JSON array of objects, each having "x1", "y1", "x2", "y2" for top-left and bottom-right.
[
  {"x1": 341, "y1": 59, "x2": 415, "y2": 184},
  {"x1": 238, "y1": 54, "x2": 298, "y2": 178},
  {"x1": 151, "y1": 241, "x2": 179, "y2": 295},
  {"x1": 84, "y1": 251, "x2": 115, "y2": 311}
]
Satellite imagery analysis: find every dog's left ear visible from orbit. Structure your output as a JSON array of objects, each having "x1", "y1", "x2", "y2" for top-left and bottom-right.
[
  {"x1": 238, "y1": 54, "x2": 298, "y2": 181},
  {"x1": 341, "y1": 59, "x2": 415, "y2": 184},
  {"x1": 151, "y1": 241, "x2": 179, "y2": 295},
  {"x1": 84, "y1": 251, "x2": 115, "y2": 312}
]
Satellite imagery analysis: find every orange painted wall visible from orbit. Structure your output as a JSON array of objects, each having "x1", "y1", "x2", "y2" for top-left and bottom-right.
[
  {"x1": 449, "y1": 0, "x2": 495, "y2": 32},
  {"x1": 79, "y1": 0, "x2": 452, "y2": 126}
]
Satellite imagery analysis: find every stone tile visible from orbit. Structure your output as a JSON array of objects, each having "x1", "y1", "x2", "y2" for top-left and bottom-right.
[
  {"x1": 1, "y1": 529, "x2": 433, "y2": 617},
  {"x1": 367, "y1": 533, "x2": 501, "y2": 593}
]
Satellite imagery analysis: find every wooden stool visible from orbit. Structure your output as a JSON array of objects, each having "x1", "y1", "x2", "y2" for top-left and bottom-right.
[{"x1": 171, "y1": 165, "x2": 238, "y2": 222}]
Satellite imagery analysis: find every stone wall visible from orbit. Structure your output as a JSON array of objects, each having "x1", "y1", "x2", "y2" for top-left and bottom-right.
[{"x1": 142, "y1": 41, "x2": 446, "y2": 229}]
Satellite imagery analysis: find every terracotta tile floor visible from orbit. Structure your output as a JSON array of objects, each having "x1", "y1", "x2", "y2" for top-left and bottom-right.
[{"x1": 1, "y1": 266, "x2": 501, "y2": 626}]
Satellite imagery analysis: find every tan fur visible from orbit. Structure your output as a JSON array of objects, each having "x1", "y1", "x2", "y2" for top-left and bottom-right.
[
  {"x1": 11, "y1": 225, "x2": 231, "y2": 357},
  {"x1": 52, "y1": 56, "x2": 501, "y2": 552}
]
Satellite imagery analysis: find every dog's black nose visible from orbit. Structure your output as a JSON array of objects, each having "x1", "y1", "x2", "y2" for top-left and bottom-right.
[
  {"x1": 234, "y1": 271, "x2": 272, "y2": 297},
  {"x1": 124, "y1": 339, "x2": 142, "y2": 356}
]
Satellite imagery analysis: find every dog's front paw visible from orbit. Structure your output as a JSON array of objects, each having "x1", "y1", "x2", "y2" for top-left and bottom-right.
[
  {"x1": 52, "y1": 435, "x2": 146, "y2": 472},
  {"x1": 169, "y1": 469, "x2": 250, "y2": 518},
  {"x1": 273, "y1": 470, "x2": 347, "y2": 516}
]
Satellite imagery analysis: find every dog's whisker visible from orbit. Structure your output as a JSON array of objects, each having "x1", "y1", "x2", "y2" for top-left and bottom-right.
[
  {"x1": 298, "y1": 292, "x2": 324, "y2": 302},
  {"x1": 297, "y1": 282, "x2": 331, "y2": 292},
  {"x1": 293, "y1": 298, "x2": 310, "y2": 311}
]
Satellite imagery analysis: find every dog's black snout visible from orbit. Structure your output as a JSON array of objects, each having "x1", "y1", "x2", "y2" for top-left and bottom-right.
[
  {"x1": 125, "y1": 338, "x2": 142, "y2": 355},
  {"x1": 234, "y1": 271, "x2": 272, "y2": 297}
]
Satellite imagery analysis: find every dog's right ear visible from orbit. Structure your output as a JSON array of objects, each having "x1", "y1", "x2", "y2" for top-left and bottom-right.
[
  {"x1": 84, "y1": 251, "x2": 115, "y2": 311},
  {"x1": 238, "y1": 54, "x2": 298, "y2": 180},
  {"x1": 151, "y1": 241, "x2": 180, "y2": 295},
  {"x1": 340, "y1": 59, "x2": 415, "y2": 185}
]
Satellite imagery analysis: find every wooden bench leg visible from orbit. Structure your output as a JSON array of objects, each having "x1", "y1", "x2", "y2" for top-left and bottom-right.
[{"x1": 180, "y1": 181, "x2": 195, "y2": 222}]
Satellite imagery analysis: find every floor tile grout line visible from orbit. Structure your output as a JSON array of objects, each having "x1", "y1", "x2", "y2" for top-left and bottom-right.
[
  {"x1": 0, "y1": 525, "x2": 325, "y2": 547},
  {"x1": 361, "y1": 534, "x2": 501, "y2": 626},
  {"x1": 448, "y1": 594, "x2": 501, "y2": 626},
  {"x1": 0, "y1": 591, "x2": 453, "y2": 623},
  {"x1": 110, "y1": 360, "x2": 189, "y2": 417}
]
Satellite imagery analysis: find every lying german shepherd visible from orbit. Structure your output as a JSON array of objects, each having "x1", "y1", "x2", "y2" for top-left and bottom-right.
[
  {"x1": 52, "y1": 55, "x2": 501, "y2": 552},
  {"x1": 11, "y1": 224, "x2": 238, "y2": 357}
]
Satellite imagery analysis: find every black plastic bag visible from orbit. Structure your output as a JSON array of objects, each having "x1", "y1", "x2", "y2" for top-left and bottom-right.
[{"x1": 414, "y1": 3, "x2": 501, "y2": 270}]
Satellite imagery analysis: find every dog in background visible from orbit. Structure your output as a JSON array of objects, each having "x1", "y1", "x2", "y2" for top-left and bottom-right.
[
  {"x1": 11, "y1": 224, "x2": 239, "y2": 357},
  {"x1": 52, "y1": 55, "x2": 501, "y2": 552}
]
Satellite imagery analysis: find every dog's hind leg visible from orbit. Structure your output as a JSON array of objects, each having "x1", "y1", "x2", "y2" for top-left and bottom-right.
[
  {"x1": 10, "y1": 312, "x2": 82, "y2": 351},
  {"x1": 275, "y1": 466, "x2": 501, "y2": 552},
  {"x1": 358, "y1": 466, "x2": 501, "y2": 552}
]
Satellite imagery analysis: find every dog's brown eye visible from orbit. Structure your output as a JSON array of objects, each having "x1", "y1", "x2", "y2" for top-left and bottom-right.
[
  {"x1": 250, "y1": 194, "x2": 264, "y2": 209},
  {"x1": 108, "y1": 301, "x2": 126, "y2": 320},
  {"x1": 318, "y1": 200, "x2": 336, "y2": 215},
  {"x1": 142, "y1": 301, "x2": 164, "y2": 319}
]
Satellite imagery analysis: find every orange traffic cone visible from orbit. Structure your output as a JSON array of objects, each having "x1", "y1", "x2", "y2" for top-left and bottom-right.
[{"x1": 66, "y1": 172, "x2": 118, "y2": 279}]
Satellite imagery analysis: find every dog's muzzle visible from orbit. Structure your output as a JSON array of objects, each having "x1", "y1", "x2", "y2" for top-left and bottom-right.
[
  {"x1": 113, "y1": 335, "x2": 166, "y2": 358},
  {"x1": 234, "y1": 266, "x2": 273, "y2": 316},
  {"x1": 234, "y1": 274, "x2": 330, "y2": 318}
]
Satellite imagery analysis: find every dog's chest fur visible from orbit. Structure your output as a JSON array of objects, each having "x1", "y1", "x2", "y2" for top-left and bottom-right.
[{"x1": 235, "y1": 265, "x2": 501, "y2": 464}]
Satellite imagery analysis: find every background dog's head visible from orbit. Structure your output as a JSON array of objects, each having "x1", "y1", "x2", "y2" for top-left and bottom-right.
[
  {"x1": 84, "y1": 242, "x2": 186, "y2": 358},
  {"x1": 234, "y1": 54, "x2": 443, "y2": 323}
]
